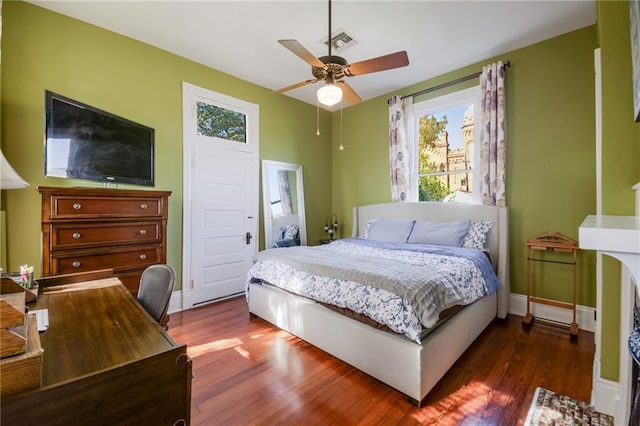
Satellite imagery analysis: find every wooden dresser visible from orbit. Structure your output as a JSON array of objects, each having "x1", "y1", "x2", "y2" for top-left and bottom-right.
[{"x1": 37, "y1": 186, "x2": 171, "y2": 295}]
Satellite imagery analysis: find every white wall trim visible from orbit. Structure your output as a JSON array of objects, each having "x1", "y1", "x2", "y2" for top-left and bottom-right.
[
  {"x1": 167, "y1": 290, "x2": 244, "y2": 315},
  {"x1": 591, "y1": 359, "x2": 620, "y2": 420},
  {"x1": 510, "y1": 293, "x2": 596, "y2": 332},
  {"x1": 168, "y1": 290, "x2": 185, "y2": 315}
]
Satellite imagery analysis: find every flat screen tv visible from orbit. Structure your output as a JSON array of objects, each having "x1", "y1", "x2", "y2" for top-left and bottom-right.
[{"x1": 44, "y1": 91, "x2": 155, "y2": 187}]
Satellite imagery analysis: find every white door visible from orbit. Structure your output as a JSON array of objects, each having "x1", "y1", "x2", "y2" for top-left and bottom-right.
[{"x1": 182, "y1": 83, "x2": 259, "y2": 308}]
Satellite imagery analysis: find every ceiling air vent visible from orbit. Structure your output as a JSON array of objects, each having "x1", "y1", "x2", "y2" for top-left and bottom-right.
[{"x1": 322, "y1": 30, "x2": 357, "y2": 52}]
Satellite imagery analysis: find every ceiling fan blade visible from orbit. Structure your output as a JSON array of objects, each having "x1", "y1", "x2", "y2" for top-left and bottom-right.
[
  {"x1": 272, "y1": 78, "x2": 320, "y2": 94},
  {"x1": 344, "y1": 51, "x2": 409, "y2": 77},
  {"x1": 337, "y1": 81, "x2": 363, "y2": 106},
  {"x1": 278, "y1": 39, "x2": 325, "y2": 68}
]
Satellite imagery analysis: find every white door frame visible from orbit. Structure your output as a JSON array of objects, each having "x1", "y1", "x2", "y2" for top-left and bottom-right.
[{"x1": 180, "y1": 82, "x2": 259, "y2": 310}]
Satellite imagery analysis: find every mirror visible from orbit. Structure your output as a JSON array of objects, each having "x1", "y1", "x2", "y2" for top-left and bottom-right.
[{"x1": 262, "y1": 160, "x2": 307, "y2": 249}]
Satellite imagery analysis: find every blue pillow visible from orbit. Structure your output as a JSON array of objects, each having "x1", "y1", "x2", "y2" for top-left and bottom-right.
[
  {"x1": 273, "y1": 238, "x2": 297, "y2": 248},
  {"x1": 407, "y1": 220, "x2": 470, "y2": 247},
  {"x1": 273, "y1": 226, "x2": 286, "y2": 240},
  {"x1": 365, "y1": 219, "x2": 415, "y2": 244}
]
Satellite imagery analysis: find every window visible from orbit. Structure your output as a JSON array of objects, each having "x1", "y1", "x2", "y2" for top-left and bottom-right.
[
  {"x1": 196, "y1": 101, "x2": 247, "y2": 143},
  {"x1": 411, "y1": 86, "x2": 480, "y2": 204}
]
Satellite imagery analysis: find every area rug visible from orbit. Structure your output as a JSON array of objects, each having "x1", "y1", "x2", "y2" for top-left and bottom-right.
[{"x1": 524, "y1": 387, "x2": 614, "y2": 425}]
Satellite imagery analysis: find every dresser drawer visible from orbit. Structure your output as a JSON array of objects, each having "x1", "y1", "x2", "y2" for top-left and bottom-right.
[
  {"x1": 50, "y1": 246, "x2": 162, "y2": 275},
  {"x1": 49, "y1": 222, "x2": 162, "y2": 250},
  {"x1": 49, "y1": 196, "x2": 165, "y2": 220}
]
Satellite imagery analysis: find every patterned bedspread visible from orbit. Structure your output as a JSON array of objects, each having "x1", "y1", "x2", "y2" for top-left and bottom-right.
[{"x1": 246, "y1": 238, "x2": 500, "y2": 343}]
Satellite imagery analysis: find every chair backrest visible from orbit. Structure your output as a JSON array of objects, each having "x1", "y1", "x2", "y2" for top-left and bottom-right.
[{"x1": 137, "y1": 264, "x2": 175, "y2": 323}]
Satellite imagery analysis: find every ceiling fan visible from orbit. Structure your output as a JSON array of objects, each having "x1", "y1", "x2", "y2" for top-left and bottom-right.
[{"x1": 273, "y1": 0, "x2": 409, "y2": 107}]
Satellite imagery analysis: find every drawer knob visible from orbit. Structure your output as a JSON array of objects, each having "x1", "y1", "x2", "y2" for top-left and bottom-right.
[
  {"x1": 139, "y1": 253, "x2": 147, "y2": 260},
  {"x1": 72, "y1": 232, "x2": 81, "y2": 239},
  {"x1": 73, "y1": 203, "x2": 82, "y2": 210},
  {"x1": 139, "y1": 229, "x2": 147, "y2": 235},
  {"x1": 140, "y1": 203, "x2": 148, "y2": 209},
  {"x1": 72, "y1": 261, "x2": 81, "y2": 268}
]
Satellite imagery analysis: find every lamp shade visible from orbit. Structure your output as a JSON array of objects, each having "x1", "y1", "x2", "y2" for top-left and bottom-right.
[
  {"x1": 317, "y1": 83, "x2": 343, "y2": 107},
  {"x1": 1, "y1": 150, "x2": 29, "y2": 189}
]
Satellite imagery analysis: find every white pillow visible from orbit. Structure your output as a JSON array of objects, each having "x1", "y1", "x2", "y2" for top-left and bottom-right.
[
  {"x1": 365, "y1": 219, "x2": 415, "y2": 244},
  {"x1": 462, "y1": 220, "x2": 494, "y2": 250},
  {"x1": 407, "y1": 220, "x2": 470, "y2": 247}
]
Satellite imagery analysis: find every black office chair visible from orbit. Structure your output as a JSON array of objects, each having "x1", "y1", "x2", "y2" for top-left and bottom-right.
[{"x1": 137, "y1": 264, "x2": 175, "y2": 325}]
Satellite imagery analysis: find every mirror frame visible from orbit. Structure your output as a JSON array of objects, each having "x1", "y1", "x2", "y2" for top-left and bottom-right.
[{"x1": 261, "y1": 160, "x2": 307, "y2": 249}]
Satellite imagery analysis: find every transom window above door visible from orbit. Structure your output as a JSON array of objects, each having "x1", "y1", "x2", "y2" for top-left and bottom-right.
[
  {"x1": 412, "y1": 86, "x2": 480, "y2": 204},
  {"x1": 196, "y1": 101, "x2": 247, "y2": 143}
]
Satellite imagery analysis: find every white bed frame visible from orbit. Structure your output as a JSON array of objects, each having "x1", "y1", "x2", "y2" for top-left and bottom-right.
[{"x1": 248, "y1": 202, "x2": 509, "y2": 405}]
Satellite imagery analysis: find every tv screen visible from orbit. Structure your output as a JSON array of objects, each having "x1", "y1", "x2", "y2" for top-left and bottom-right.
[{"x1": 44, "y1": 91, "x2": 155, "y2": 187}]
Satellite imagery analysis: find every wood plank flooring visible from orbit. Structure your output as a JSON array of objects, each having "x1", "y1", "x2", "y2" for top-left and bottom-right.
[{"x1": 167, "y1": 296, "x2": 594, "y2": 425}]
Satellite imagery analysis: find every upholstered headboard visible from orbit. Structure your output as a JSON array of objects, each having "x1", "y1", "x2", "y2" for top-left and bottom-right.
[{"x1": 352, "y1": 202, "x2": 510, "y2": 318}]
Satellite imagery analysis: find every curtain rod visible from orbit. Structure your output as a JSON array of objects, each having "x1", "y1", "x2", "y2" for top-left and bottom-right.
[{"x1": 401, "y1": 60, "x2": 511, "y2": 100}]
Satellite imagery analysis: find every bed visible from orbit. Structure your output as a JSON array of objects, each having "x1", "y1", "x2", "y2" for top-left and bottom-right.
[{"x1": 247, "y1": 202, "x2": 509, "y2": 406}]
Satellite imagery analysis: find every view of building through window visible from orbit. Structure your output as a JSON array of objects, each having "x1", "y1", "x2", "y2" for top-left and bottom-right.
[{"x1": 417, "y1": 102, "x2": 475, "y2": 203}]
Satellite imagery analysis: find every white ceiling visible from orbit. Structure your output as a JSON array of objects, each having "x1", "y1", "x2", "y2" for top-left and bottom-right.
[{"x1": 28, "y1": 1, "x2": 596, "y2": 109}]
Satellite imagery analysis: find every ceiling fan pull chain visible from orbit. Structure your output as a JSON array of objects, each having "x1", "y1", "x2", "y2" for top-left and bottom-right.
[
  {"x1": 316, "y1": 101, "x2": 321, "y2": 136},
  {"x1": 339, "y1": 100, "x2": 344, "y2": 151}
]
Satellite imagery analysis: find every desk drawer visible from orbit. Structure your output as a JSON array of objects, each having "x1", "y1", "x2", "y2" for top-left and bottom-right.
[
  {"x1": 49, "y1": 222, "x2": 162, "y2": 250},
  {"x1": 51, "y1": 246, "x2": 162, "y2": 275},
  {"x1": 49, "y1": 196, "x2": 165, "y2": 219}
]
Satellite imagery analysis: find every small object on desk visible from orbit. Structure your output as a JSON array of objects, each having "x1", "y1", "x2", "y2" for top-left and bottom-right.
[{"x1": 31, "y1": 309, "x2": 49, "y2": 332}]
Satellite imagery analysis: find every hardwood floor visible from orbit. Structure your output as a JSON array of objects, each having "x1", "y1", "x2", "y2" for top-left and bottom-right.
[{"x1": 167, "y1": 296, "x2": 594, "y2": 425}]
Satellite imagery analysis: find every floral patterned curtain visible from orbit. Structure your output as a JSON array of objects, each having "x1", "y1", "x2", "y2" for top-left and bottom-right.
[
  {"x1": 479, "y1": 61, "x2": 507, "y2": 207},
  {"x1": 388, "y1": 95, "x2": 413, "y2": 202}
]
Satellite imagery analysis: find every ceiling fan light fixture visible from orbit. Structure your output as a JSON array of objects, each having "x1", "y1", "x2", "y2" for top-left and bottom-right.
[{"x1": 317, "y1": 83, "x2": 342, "y2": 106}]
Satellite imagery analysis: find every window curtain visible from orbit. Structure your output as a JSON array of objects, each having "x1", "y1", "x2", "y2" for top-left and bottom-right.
[
  {"x1": 388, "y1": 95, "x2": 414, "y2": 202},
  {"x1": 277, "y1": 170, "x2": 294, "y2": 215},
  {"x1": 479, "y1": 61, "x2": 507, "y2": 207}
]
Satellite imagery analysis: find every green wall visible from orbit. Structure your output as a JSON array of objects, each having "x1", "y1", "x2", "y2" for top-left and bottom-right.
[
  {"x1": 1, "y1": 1, "x2": 334, "y2": 290},
  {"x1": 597, "y1": 0, "x2": 640, "y2": 381},
  {"x1": 332, "y1": 26, "x2": 598, "y2": 308}
]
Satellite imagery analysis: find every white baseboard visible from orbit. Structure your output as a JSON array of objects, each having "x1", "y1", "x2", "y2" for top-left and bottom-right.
[
  {"x1": 509, "y1": 293, "x2": 596, "y2": 332},
  {"x1": 168, "y1": 290, "x2": 185, "y2": 314},
  {"x1": 167, "y1": 289, "x2": 241, "y2": 314}
]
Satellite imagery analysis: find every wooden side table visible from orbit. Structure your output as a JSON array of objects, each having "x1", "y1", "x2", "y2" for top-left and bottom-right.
[{"x1": 523, "y1": 231, "x2": 579, "y2": 337}]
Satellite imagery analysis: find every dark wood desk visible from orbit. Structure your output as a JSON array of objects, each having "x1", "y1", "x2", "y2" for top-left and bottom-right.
[{"x1": 1, "y1": 275, "x2": 191, "y2": 425}]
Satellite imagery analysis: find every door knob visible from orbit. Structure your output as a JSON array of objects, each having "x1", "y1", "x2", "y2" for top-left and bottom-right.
[{"x1": 246, "y1": 232, "x2": 253, "y2": 245}]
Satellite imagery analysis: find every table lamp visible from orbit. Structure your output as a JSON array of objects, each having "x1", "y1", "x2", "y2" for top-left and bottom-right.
[
  {"x1": 1, "y1": 149, "x2": 29, "y2": 271},
  {"x1": 1, "y1": 150, "x2": 29, "y2": 189}
]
